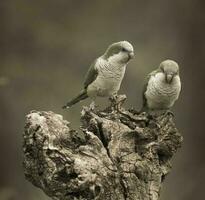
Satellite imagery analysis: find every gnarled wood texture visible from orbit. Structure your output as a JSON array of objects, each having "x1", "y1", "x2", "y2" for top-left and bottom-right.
[{"x1": 23, "y1": 95, "x2": 183, "y2": 200}]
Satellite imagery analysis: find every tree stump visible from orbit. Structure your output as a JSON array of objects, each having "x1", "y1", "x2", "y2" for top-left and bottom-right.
[{"x1": 23, "y1": 95, "x2": 183, "y2": 200}]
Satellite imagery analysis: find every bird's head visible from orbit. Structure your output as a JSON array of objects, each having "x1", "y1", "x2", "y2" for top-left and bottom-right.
[
  {"x1": 103, "y1": 41, "x2": 134, "y2": 65},
  {"x1": 159, "y1": 60, "x2": 179, "y2": 83}
]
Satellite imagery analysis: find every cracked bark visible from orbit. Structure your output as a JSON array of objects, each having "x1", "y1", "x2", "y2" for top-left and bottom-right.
[{"x1": 23, "y1": 95, "x2": 183, "y2": 200}]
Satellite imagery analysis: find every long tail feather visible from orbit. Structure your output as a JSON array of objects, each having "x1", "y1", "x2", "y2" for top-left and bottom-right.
[{"x1": 62, "y1": 90, "x2": 88, "y2": 109}]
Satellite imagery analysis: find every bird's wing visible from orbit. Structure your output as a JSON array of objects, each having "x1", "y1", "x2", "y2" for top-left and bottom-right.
[
  {"x1": 142, "y1": 70, "x2": 158, "y2": 109},
  {"x1": 84, "y1": 59, "x2": 99, "y2": 89}
]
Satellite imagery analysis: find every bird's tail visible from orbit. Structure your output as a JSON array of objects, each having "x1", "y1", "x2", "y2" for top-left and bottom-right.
[{"x1": 62, "y1": 90, "x2": 88, "y2": 109}]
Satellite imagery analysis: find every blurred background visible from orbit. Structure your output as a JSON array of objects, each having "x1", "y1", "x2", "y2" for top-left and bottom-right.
[{"x1": 0, "y1": 0, "x2": 205, "y2": 199}]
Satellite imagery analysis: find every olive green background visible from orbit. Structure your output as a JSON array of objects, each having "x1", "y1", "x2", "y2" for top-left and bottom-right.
[{"x1": 0, "y1": 0, "x2": 204, "y2": 199}]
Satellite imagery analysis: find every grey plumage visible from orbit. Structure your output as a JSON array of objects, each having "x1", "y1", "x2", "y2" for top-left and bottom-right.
[
  {"x1": 142, "y1": 70, "x2": 158, "y2": 110},
  {"x1": 142, "y1": 60, "x2": 181, "y2": 112},
  {"x1": 62, "y1": 61, "x2": 98, "y2": 109},
  {"x1": 63, "y1": 41, "x2": 134, "y2": 109},
  {"x1": 83, "y1": 60, "x2": 98, "y2": 89}
]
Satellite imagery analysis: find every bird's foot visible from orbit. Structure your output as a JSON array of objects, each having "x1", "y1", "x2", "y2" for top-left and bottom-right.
[
  {"x1": 128, "y1": 108, "x2": 141, "y2": 115},
  {"x1": 89, "y1": 101, "x2": 96, "y2": 111},
  {"x1": 109, "y1": 94, "x2": 127, "y2": 112},
  {"x1": 164, "y1": 110, "x2": 174, "y2": 117},
  {"x1": 109, "y1": 94, "x2": 118, "y2": 103},
  {"x1": 147, "y1": 109, "x2": 171, "y2": 118}
]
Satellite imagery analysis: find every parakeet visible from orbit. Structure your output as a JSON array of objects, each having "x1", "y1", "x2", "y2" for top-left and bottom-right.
[
  {"x1": 142, "y1": 60, "x2": 181, "y2": 112},
  {"x1": 62, "y1": 41, "x2": 134, "y2": 109}
]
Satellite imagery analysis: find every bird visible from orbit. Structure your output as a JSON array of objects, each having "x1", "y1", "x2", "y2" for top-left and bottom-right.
[
  {"x1": 141, "y1": 59, "x2": 181, "y2": 112},
  {"x1": 62, "y1": 41, "x2": 134, "y2": 109}
]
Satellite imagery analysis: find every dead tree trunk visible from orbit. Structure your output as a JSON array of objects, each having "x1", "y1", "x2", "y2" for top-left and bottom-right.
[{"x1": 23, "y1": 95, "x2": 183, "y2": 200}]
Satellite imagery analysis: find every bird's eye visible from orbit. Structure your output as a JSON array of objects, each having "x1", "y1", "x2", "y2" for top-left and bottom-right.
[{"x1": 122, "y1": 48, "x2": 127, "y2": 52}]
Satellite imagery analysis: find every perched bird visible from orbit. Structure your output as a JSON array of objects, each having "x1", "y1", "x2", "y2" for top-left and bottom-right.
[
  {"x1": 62, "y1": 41, "x2": 134, "y2": 109},
  {"x1": 142, "y1": 60, "x2": 181, "y2": 112}
]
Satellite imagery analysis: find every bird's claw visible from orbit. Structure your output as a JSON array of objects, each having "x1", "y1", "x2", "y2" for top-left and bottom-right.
[
  {"x1": 89, "y1": 101, "x2": 96, "y2": 110},
  {"x1": 147, "y1": 109, "x2": 174, "y2": 118},
  {"x1": 109, "y1": 94, "x2": 118, "y2": 103},
  {"x1": 109, "y1": 94, "x2": 127, "y2": 112},
  {"x1": 164, "y1": 110, "x2": 174, "y2": 117}
]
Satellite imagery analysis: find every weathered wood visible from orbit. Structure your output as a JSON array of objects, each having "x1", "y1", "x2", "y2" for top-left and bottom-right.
[{"x1": 23, "y1": 95, "x2": 183, "y2": 200}]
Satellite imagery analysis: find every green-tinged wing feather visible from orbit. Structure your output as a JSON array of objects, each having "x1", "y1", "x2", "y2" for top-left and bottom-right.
[
  {"x1": 84, "y1": 59, "x2": 98, "y2": 89},
  {"x1": 62, "y1": 60, "x2": 99, "y2": 109},
  {"x1": 141, "y1": 70, "x2": 158, "y2": 111}
]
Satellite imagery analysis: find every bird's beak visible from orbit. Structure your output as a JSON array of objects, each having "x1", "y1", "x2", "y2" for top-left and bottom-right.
[
  {"x1": 166, "y1": 74, "x2": 173, "y2": 83},
  {"x1": 128, "y1": 52, "x2": 134, "y2": 59}
]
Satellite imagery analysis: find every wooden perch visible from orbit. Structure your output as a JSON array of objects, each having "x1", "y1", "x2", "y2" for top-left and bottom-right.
[{"x1": 23, "y1": 95, "x2": 183, "y2": 200}]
